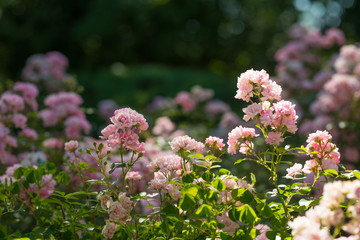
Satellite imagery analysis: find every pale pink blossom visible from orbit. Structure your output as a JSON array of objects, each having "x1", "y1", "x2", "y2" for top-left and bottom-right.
[
  {"x1": 20, "y1": 128, "x2": 38, "y2": 140},
  {"x1": 190, "y1": 85, "x2": 214, "y2": 102},
  {"x1": 97, "y1": 99, "x2": 119, "y2": 120},
  {"x1": 102, "y1": 220, "x2": 118, "y2": 239},
  {"x1": 99, "y1": 194, "x2": 113, "y2": 210},
  {"x1": 152, "y1": 116, "x2": 175, "y2": 136},
  {"x1": 13, "y1": 113, "x2": 27, "y2": 128},
  {"x1": 272, "y1": 100, "x2": 298, "y2": 133},
  {"x1": 101, "y1": 124, "x2": 118, "y2": 138},
  {"x1": 242, "y1": 103, "x2": 262, "y2": 121},
  {"x1": 22, "y1": 54, "x2": 50, "y2": 82},
  {"x1": 108, "y1": 201, "x2": 131, "y2": 225},
  {"x1": 265, "y1": 132, "x2": 284, "y2": 145},
  {"x1": 261, "y1": 80, "x2": 282, "y2": 101},
  {"x1": 235, "y1": 70, "x2": 255, "y2": 102},
  {"x1": 39, "y1": 109, "x2": 58, "y2": 126},
  {"x1": 254, "y1": 224, "x2": 271, "y2": 240},
  {"x1": 64, "y1": 140, "x2": 79, "y2": 152},
  {"x1": 169, "y1": 135, "x2": 204, "y2": 153},
  {"x1": 174, "y1": 91, "x2": 196, "y2": 112},
  {"x1": 147, "y1": 154, "x2": 182, "y2": 172},
  {"x1": 205, "y1": 136, "x2": 225, "y2": 150},
  {"x1": 286, "y1": 163, "x2": 303, "y2": 177},
  {"x1": 110, "y1": 108, "x2": 148, "y2": 132},
  {"x1": 302, "y1": 159, "x2": 320, "y2": 174},
  {"x1": 205, "y1": 100, "x2": 230, "y2": 116},
  {"x1": 149, "y1": 172, "x2": 167, "y2": 190},
  {"x1": 125, "y1": 171, "x2": 142, "y2": 181},
  {"x1": 64, "y1": 116, "x2": 91, "y2": 139},
  {"x1": 216, "y1": 211, "x2": 239, "y2": 235},
  {"x1": 42, "y1": 138, "x2": 63, "y2": 149},
  {"x1": 0, "y1": 93, "x2": 25, "y2": 113},
  {"x1": 29, "y1": 174, "x2": 56, "y2": 199},
  {"x1": 13, "y1": 82, "x2": 39, "y2": 110},
  {"x1": 227, "y1": 126, "x2": 258, "y2": 155}
]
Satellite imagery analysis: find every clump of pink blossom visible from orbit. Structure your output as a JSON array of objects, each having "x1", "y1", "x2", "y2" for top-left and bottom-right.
[
  {"x1": 101, "y1": 108, "x2": 148, "y2": 153},
  {"x1": 169, "y1": 135, "x2": 204, "y2": 153},
  {"x1": 302, "y1": 130, "x2": 340, "y2": 174},
  {"x1": 290, "y1": 180, "x2": 360, "y2": 239},
  {"x1": 64, "y1": 140, "x2": 79, "y2": 152},
  {"x1": 205, "y1": 136, "x2": 225, "y2": 150},
  {"x1": 227, "y1": 126, "x2": 258, "y2": 155},
  {"x1": 152, "y1": 116, "x2": 175, "y2": 136},
  {"x1": 174, "y1": 91, "x2": 196, "y2": 113}
]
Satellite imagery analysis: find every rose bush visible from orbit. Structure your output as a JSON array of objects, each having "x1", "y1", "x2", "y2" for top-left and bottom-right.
[{"x1": 1, "y1": 26, "x2": 360, "y2": 239}]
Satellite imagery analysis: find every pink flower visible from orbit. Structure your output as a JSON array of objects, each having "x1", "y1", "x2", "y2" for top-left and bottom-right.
[
  {"x1": 272, "y1": 100, "x2": 298, "y2": 133},
  {"x1": 39, "y1": 109, "x2": 59, "y2": 127},
  {"x1": 64, "y1": 116, "x2": 91, "y2": 139},
  {"x1": 13, "y1": 113, "x2": 27, "y2": 128},
  {"x1": 323, "y1": 28, "x2": 345, "y2": 47},
  {"x1": 261, "y1": 80, "x2": 282, "y2": 101},
  {"x1": 13, "y1": 82, "x2": 39, "y2": 110},
  {"x1": 242, "y1": 103, "x2": 262, "y2": 121},
  {"x1": 101, "y1": 220, "x2": 118, "y2": 239},
  {"x1": 125, "y1": 171, "x2": 142, "y2": 181},
  {"x1": 22, "y1": 54, "x2": 50, "y2": 82},
  {"x1": 42, "y1": 138, "x2": 63, "y2": 149},
  {"x1": 99, "y1": 194, "x2": 113, "y2": 210},
  {"x1": 0, "y1": 93, "x2": 25, "y2": 113},
  {"x1": 149, "y1": 172, "x2": 167, "y2": 190},
  {"x1": 302, "y1": 159, "x2": 320, "y2": 174},
  {"x1": 235, "y1": 70, "x2": 255, "y2": 102},
  {"x1": 110, "y1": 108, "x2": 148, "y2": 132},
  {"x1": 147, "y1": 154, "x2": 182, "y2": 172},
  {"x1": 101, "y1": 124, "x2": 118, "y2": 138},
  {"x1": 190, "y1": 85, "x2": 214, "y2": 102},
  {"x1": 216, "y1": 211, "x2": 239, "y2": 235},
  {"x1": 117, "y1": 192, "x2": 132, "y2": 210},
  {"x1": 174, "y1": 91, "x2": 196, "y2": 112},
  {"x1": 265, "y1": 132, "x2": 284, "y2": 145},
  {"x1": 286, "y1": 163, "x2": 303, "y2": 177},
  {"x1": 64, "y1": 140, "x2": 79, "y2": 152},
  {"x1": 29, "y1": 174, "x2": 56, "y2": 199},
  {"x1": 205, "y1": 99, "x2": 230, "y2": 116},
  {"x1": 108, "y1": 201, "x2": 131, "y2": 224},
  {"x1": 152, "y1": 116, "x2": 175, "y2": 136},
  {"x1": 20, "y1": 128, "x2": 38, "y2": 140},
  {"x1": 254, "y1": 224, "x2": 271, "y2": 240},
  {"x1": 45, "y1": 51, "x2": 68, "y2": 80},
  {"x1": 227, "y1": 126, "x2": 258, "y2": 155},
  {"x1": 205, "y1": 136, "x2": 225, "y2": 150},
  {"x1": 169, "y1": 135, "x2": 204, "y2": 153},
  {"x1": 97, "y1": 99, "x2": 119, "y2": 120}
]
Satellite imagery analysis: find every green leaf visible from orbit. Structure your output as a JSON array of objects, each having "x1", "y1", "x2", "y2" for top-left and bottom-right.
[
  {"x1": 11, "y1": 182, "x2": 21, "y2": 194},
  {"x1": 218, "y1": 168, "x2": 231, "y2": 176},
  {"x1": 14, "y1": 167, "x2": 24, "y2": 179},
  {"x1": 202, "y1": 171, "x2": 214, "y2": 181},
  {"x1": 189, "y1": 153, "x2": 203, "y2": 159},
  {"x1": 162, "y1": 203, "x2": 179, "y2": 217},
  {"x1": 346, "y1": 170, "x2": 360, "y2": 180},
  {"x1": 179, "y1": 193, "x2": 196, "y2": 211},
  {"x1": 212, "y1": 179, "x2": 226, "y2": 191},
  {"x1": 182, "y1": 173, "x2": 196, "y2": 183},
  {"x1": 250, "y1": 173, "x2": 256, "y2": 187},
  {"x1": 25, "y1": 169, "x2": 36, "y2": 184},
  {"x1": 229, "y1": 204, "x2": 259, "y2": 225},
  {"x1": 98, "y1": 142, "x2": 104, "y2": 152},
  {"x1": 231, "y1": 188, "x2": 254, "y2": 204},
  {"x1": 195, "y1": 204, "x2": 212, "y2": 218},
  {"x1": 322, "y1": 169, "x2": 338, "y2": 176}
]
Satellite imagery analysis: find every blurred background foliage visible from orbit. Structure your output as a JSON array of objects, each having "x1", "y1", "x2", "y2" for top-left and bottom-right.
[{"x1": 0, "y1": 0, "x2": 359, "y2": 109}]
